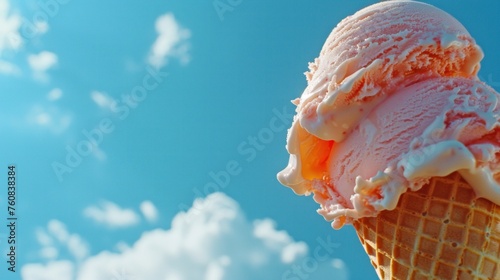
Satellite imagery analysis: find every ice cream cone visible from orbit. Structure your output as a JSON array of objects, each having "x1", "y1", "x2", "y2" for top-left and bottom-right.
[
  {"x1": 353, "y1": 172, "x2": 500, "y2": 279},
  {"x1": 276, "y1": 1, "x2": 500, "y2": 278}
]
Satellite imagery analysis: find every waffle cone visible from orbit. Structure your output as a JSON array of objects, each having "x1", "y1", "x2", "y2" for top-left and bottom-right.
[{"x1": 353, "y1": 172, "x2": 500, "y2": 279}]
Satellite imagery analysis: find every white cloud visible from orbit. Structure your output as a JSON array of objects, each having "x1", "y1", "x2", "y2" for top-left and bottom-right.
[
  {"x1": 23, "y1": 193, "x2": 348, "y2": 280},
  {"x1": 35, "y1": 229, "x2": 53, "y2": 247},
  {"x1": 32, "y1": 220, "x2": 89, "y2": 264},
  {"x1": 35, "y1": 112, "x2": 50, "y2": 125},
  {"x1": 34, "y1": 20, "x2": 49, "y2": 35},
  {"x1": 47, "y1": 220, "x2": 69, "y2": 243},
  {"x1": 114, "y1": 242, "x2": 130, "y2": 253},
  {"x1": 0, "y1": 59, "x2": 20, "y2": 75},
  {"x1": 28, "y1": 51, "x2": 58, "y2": 72},
  {"x1": 22, "y1": 261, "x2": 74, "y2": 280},
  {"x1": 282, "y1": 242, "x2": 309, "y2": 264},
  {"x1": 0, "y1": 1, "x2": 53, "y2": 77},
  {"x1": 47, "y1": 88, "x2": 63, "y2": 101},
  {"x1": 67, "y1": 235, "x2": 89, "y2": 261},
  {"x1": 90, "y1": 91, "x2": 115, "y2": 110},
  {"x1": 26, "y1": 105, "x2": 72, "y2": 134},
  {"x1": 140, "y1": 200, "x2": 159, "y2": 223},
  {"x1": 83, "y1": 201, "x2": 140, "y2": 228},
  {"x1": 28, "y1": 51, "x2": 58, "y2": 82},
  {"x1": 148, "y1": 12, "x2": 190, "y2": 68},
  {"x1": 40, "y1": 246, "x2": 58, "y2": 260},
  {"x1": 312, "y1": 258, "x2": 349, "y2": 280},
  {"x1": 78, "y1": 192, "x2": 311, "y2": 279},
  {"x1": 205, "y1": 256, "x2": 230, "y2": 280},
  {"x1": 0, "y1": 0, "x2": 22, "y2": 52},
  {"x1": 253, "y1": 219, "x2": 308, "y2": 264}
]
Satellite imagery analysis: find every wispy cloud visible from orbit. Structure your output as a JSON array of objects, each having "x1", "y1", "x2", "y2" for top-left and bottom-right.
[
  {"x1": 90, "y1": 91, "x2": 115, "y2": 110},
  {"x1": 31, "y1": 220, "x2": 89, "y2": 264},
  {"x1": 47, "y1": 88, "x2": 63, "y2": 101},
  {"x1": 46, "y1": 220, "x2": 89, "y2": 261},
  {"x1": 0, "y1": 59, "x2": 20, "y2": 75},
  {"x1": 0, "y1": 0, "x2": 22, "y2": 52},
  {"x1": 148, "y1": 12, "x2": 190, "y2": 68},
  {"x1": 83, "y1": 201, "x2": 140, "y2": 228},
  {"x1": 22, "y1": 261, "x2": 74, "y2": 280},
  {"x1": 26, "y1": 104, "x2": 72, "y2": 134},
  {"x1": 253, "y1": 219, "x2": 308, "y2": 264},
  {"x1": 40, "y1": 246, "x2": 58, "y2": 260},
  {"x1": 34, "y1": 20, "x2": 49, "y2": 35},
  {"x1": 28, "y1": 51, "x2": 58, "y2": 71},
  {"x1": 22, "y1": 193, "x2": 348, "y2": 279},
  {"x1": 0, "y1": 0, "x2": 54, "y2": 77},
  {"x1": 35, "y1": 229, "x2": 58, "y2": 259},
  {"x1": 35, "y1": 228, "x2": 53, "y2": 247},
  {"x1": 28, "y1": 51, "x2": 58, "y2": 81},
  {"x1": 140, "y1": 200, "x2": 159, "y2": 223}
]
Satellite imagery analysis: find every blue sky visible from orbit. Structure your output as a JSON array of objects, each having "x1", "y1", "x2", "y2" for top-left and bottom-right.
[{"x1": 0, "y1": 0, "x2": 499, "y2": 279}]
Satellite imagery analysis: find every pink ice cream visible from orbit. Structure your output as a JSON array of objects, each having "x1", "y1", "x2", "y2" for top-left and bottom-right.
[
  {"x1": 277, "y1": 0, "x2": 500, "y2": 229},
  {"x1": 296, "y1": 0, "x2": 482, "y2": 143}
]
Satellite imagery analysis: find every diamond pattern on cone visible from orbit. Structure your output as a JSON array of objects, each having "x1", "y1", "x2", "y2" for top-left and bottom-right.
[{"x1": 353, "y1": 172, "x2": 500, "y2": 279}]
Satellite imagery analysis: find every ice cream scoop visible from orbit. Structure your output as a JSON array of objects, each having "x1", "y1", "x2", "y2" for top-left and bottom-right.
[
  {"x1": 278, "y1": 0, "x2": 485, "y2": 194},
  {"x1": 318, "y1": 76, "x2": 500, "y2": 229},
  {"x1": 297, "y1": 0, "x2": 483, "y2": 142},
  {"x1": 277, "y1": 1, "x2": 500, "y2": 278},
  {"x1": 277, "y1": 0, "x2": 499, "y2": 229}
]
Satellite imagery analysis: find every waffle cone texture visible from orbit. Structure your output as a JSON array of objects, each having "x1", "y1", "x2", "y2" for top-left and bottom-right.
[{"x1": 353, "y1": 172, "x2": 500, "y2": 279}]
